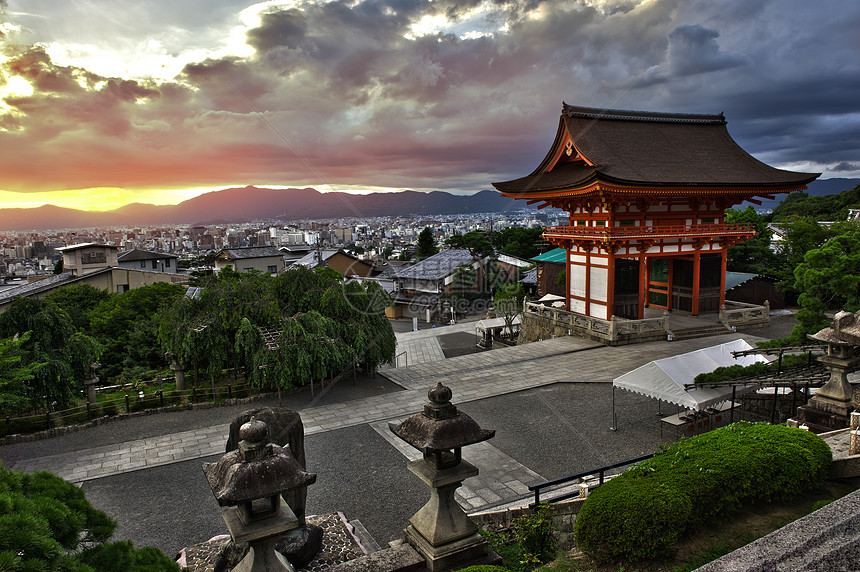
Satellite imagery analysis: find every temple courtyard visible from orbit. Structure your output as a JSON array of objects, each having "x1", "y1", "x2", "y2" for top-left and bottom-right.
[{"x1": 0, "y1": 319, "x2": 795, "y2": 560}]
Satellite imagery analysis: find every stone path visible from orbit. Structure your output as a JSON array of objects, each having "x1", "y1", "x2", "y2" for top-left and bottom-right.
[{"x1": 10, "y1": 328, "x2": 763, "y2": 514}]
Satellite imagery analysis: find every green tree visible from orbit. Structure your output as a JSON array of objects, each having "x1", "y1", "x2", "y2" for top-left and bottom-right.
[
  {"x1": 416, "y1": 227, "x2": 438, "y2": 260},
  {"x1": 494, "y1": 283, "x2": 525, "y2": 338},
  {"x1": 724, "y1": 207, "x2": 778, "y2": 274},
  {"x1": 771, "y1": 217, "x2": 835, "y2": 299},
  {"x1": 89, "y1": 283, "x2": 185, "y2": 381},
  {"x1": 0, "y1": 297, "x2": 100, "y2": 411},
  {"x1": 46, "y1": 283, "x2": 112, "y2": 332},
  {"x1": 0, "y1": 465, "x2": 179, "y2": 571},
  {"x1": 163, "y1": 267, "x2": 395, "y2": 392},
  {"x1": 769, "y1": 184, "x2": 860, "y2": 222},
  {"x1": 494, "y1": 226, "x2": 548, "y2": 259},
  {"x1": 0, "y1": 333, "x2": 43, "y2": 413},
  {"x1": 790, "y1": 225, "x2": 860, "y2": 341},
  {"x1": 446, "y1": 230, "x2": 494, "y2": 258}
]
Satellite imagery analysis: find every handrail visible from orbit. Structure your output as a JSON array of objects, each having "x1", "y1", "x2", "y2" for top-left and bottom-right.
[
  {"x1": 528, "y1": 452, "x2": 654, "y2": 507},
  {"x1": 544, "y1": 222, "x2": 755, "y2": 241},
  {"x1": 393, "y1": 351, "x2": 408, "y2": 368}
]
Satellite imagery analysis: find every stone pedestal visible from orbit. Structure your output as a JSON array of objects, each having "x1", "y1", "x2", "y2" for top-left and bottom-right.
[
  {"x1": 167, "y1": 352, "x2": 187, "y2": 391},
  {"x1": 84, "y1": 376, "x2": 98, "y2": 404},
  {"x1": 403, "y1": 459, "x2": 498, "y2": 572},
  {"x1": 790, "y1": 354, "x2": 860, "y2": 433},
  {"x1": 223, "y1": 498, "x2": 297, "y2": 572}
]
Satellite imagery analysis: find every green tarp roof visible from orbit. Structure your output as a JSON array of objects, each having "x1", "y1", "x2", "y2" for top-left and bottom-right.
[{"x1": 532, "y1": 248, "x2": 566, "y2": 263}]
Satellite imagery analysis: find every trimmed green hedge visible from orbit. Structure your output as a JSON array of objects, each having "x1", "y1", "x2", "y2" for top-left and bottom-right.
[{"x1": 573, "y1": 422, "x2": 831, "y2": 562}]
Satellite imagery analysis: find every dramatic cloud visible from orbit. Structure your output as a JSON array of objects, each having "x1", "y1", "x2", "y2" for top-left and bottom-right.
[{"x1": 0, "y1": 0, "x2": 859, "y2": 209}]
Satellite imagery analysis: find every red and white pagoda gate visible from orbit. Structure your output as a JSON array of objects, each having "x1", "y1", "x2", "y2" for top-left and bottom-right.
[{"x1": 494, "y1": 104, "x2": 818, "y2": 320}]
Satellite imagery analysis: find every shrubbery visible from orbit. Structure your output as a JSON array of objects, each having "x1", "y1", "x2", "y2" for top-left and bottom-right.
[
  {"x1": 0, "y1": 464, "x2": 179, "y2": 571},
  {"x1": 573, "y1": 422, "x2": 831, "y2": 562}
]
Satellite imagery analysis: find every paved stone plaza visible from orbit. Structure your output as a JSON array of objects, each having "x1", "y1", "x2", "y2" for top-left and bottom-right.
[{"x1": 1, "y1": 321, "x2": 767, "y2": 557}]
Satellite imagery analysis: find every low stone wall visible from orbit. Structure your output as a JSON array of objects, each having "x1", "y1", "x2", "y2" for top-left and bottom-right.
[
  {"x1": 471, "y1": 499, "x2": 585, "y2": 551},
  {"x1": 741, "y1": 392, "x2": 811, "y2": 424},
  {"x1": 0, "y1": 392, "x2": 281, "y2": 446}
]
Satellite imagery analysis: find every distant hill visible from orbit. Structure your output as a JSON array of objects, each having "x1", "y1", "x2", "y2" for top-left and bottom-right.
[
  {"x1": 1, "y1": 179, "x2": 856, "y2": 231},
  {"x1": 748, "y1": 178, "x2": 860, "y2": 211},
  {"x1": 0, "y1": 187, "x2": 533, "y2": 231}
]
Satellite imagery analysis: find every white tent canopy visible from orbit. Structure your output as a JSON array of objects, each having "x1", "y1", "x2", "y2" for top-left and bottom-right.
[
  {"x1": 613, "y1": 339, "x2": 768, "y2": 411},
  {"x1": 537, "y1": 293, "x2": 565, "y2": 303},
  {"x1": 476, "y1": 316, "x2": 522, "y2": 332}
]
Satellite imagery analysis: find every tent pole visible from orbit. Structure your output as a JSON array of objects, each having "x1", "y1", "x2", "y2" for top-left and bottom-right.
[
  {"x1": 771, "y1": 384, "x2": 778, "y2": 424},
  {"x1": 610, "y1": 385, "x2": 617, "y2": 431},
  {"x1": 730, "y1": 386, "x2": 736, "y2": 423}
]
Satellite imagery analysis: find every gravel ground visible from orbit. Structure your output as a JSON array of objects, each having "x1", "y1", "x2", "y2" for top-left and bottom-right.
[
  {"x1": 2, "y1": 319, "x2": 780, "y2": 559},
  {"x1": 0, "y1": 372, "x2": 402, "y2": 467},
  {"x1": 80, "y1": 424, "x2": 427, "y2": 560}
]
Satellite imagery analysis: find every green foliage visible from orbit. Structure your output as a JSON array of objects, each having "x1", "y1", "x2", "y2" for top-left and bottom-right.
[
  {"x1": 446, "y1": 230, "x2": 494, "y2": 259},
  {"x1": 0, "y1": 297, "x2": 100, "y2": 411},
  {"x1": 811, "y1": 499, "x2": 834, "y2": 512},
  {"x1": 0, "y1": 465, "x2": 177, "y2": 571},
  {"x1": 446, "y1": 227, "x2": 548, "y2": 260},
  {"x1": 457, "y1": 566, "x2": 509, "y2": 572},
  {"x1": 495, "y1": 227, "x2": 549, "y2": 259},
  {"x1": 0, "y1": 334, "x2": 42, "y2": 413},
  {"x1": 514, "y1": 503, "x2": 557, "y2": 565},
  {"x1": 45, "y1": 284, "x2": 111, "y2": 333},
  {"x1": 791, "y1": 226, "x2": 860, "y2": 339},
  {"x1": 768, "y1": 184, "x2": 860, "y2": 222},
  {"x1": 89, "y1": 283, "x2": 185, "y2": 381},
  {"x1": 417, "y1": 227, "x2": 439, "y2": 260},
  {"x1": 693, "y1": 353, "x2": 813, "y2": 384},
  {"x1": 771, "y1": 217, "x2": 835, "y2": 297},
  {"x1": 163, "y1": 267, "x2": 395, "y2": 392},
  {"x1": 78, "y1": 540, "x2": 181, "y2": 571},
  {"x1": 724, "y1": 207, "x2": 778, "y2": 274},
  {"x1": 573, "y1": 422, "x2": 831, "y2": 562}
]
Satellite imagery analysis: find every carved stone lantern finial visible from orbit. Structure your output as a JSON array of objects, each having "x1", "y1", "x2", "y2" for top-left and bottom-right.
[
  {"x1": 203, "y1": 418, "x2": 317, "y2": 571},
  {"x1": 389, "y1": 383, "x2": 500, "y2": 572}
]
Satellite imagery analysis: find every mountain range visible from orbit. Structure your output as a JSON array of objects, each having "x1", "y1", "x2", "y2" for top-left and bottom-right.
[
  {"x1": 0, "y1": 188, "x2": 534, "y2": 231},
  {"x1": 0, "y1": 178, "x2": 857, "y2": 231}
]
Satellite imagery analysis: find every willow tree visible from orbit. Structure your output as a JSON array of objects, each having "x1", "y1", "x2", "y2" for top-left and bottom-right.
[
  {"x1": 0, "y1": 297, "x2": 100, "y2": 411},
  {"x1": 161, "y1": 267, "x2": 395, "y2": 392}
]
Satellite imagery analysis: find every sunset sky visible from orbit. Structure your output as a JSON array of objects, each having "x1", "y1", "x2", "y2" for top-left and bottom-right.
[{"x1": 1, "y1": 0, "x2": 859, "y2": 211}]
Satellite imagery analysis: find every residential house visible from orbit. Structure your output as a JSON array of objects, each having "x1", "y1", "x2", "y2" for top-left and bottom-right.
[
  {"x1": 391, "y1": 249, "x2": 483, "y2": 319},
  {"x1": 293, "y1": 249, "x2": 375, "y2": 277},
  {"x1": 213, "y1": 246, "x2": 285, "y2": 274},
  {"x1": 117, "y1": 249, "x2": 179, "y2": 273}
]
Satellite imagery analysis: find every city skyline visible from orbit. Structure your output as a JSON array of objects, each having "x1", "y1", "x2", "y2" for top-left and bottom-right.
[{"x1": 1, "y1": 0, "x2": 859, "y2": 211}]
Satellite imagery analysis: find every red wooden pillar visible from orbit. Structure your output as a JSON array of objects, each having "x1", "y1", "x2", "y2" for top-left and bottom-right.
[
  {"x1": 691, "y1": 251, "x2": 701, "y2": 316},
  {"x1": 638, "y1": 255, "x2": 646, "y2": 319},
  {"x1": 606, "y1": 251, "x2": 616, "y2": 319},
  {"x1": 719, "y1": 246, "x2": 727, "y2": 307},
  {"x1": 565, "y1": 246, "x2": 572, "y2": 311}
]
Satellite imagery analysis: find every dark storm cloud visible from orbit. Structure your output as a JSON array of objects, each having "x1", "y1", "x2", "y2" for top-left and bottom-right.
[
  {"x1": 631, "y1": 24, "x2": 749, "y2": 87},
  {"x1": 2, "y1": 0, "x2": 860, "y2": 197}
]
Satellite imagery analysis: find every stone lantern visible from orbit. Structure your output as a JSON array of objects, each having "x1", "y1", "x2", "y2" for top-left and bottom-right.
[
  {"x1": 389, "y1": 382, "x2": 500, "y2": 572},
  {"x1": 792, "y1": 310, "x2": 860, "y2": 432},
  {"x1": 203, "y1": 418, "x2": 317, "y2": 572}
]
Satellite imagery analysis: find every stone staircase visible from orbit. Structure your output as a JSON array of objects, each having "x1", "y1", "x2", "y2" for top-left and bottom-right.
[{"x1": 667, "y1": 323, "x2": 731, "y2": 341}]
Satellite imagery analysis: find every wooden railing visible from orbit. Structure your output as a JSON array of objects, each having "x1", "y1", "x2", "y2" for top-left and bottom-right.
[
  {"x1": 719, "y1": 300, "x2": 770, "y2": 328},
  {"x1": 523, "y1": 302, "x2": 668, "y2": 343},
  {"x1": 543, "y1": 222, "x2": 756, "y2": 241}
]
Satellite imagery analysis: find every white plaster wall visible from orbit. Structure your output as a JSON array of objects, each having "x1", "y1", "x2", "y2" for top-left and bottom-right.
[
  {"x1": 590, "y1": 266, "x2": 608, "y2": 302},
  {"x1": 570, "y1": 265, "x2": 586, "y2": 298}
]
